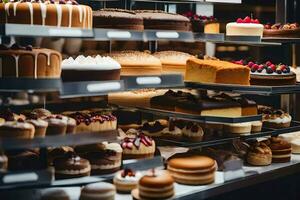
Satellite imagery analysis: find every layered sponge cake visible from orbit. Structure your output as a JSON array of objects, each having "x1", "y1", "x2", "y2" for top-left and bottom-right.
[{"x1": 185, "y1": 58, "x2": 250, "y2": 85}]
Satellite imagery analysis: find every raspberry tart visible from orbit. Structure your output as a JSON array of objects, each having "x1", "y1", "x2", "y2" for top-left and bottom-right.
[
  {"x1": 226, "y1": 16, "x2": 264, "y2": 37},
  {"x1": 264, "y1": 22, "x2": 300, "y2": 38}
]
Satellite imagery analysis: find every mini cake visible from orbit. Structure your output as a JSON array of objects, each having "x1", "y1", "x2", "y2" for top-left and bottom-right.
[
  {"x1": 121, "y1": 134, "x2": 155, "y2": 160},
  {"x1": 44, "y1": 115, "x2": 68, "y2": 135},
  {"x1": 135, "y1": 10, "x2": 190, "y2": 31},
  {"x1": 141, "y1": 119, "x2": 168, "y2": 138},
  {"x1": 183, "y1": 12, "x2": 219, "y2": 33},
  {"x1": 247, "y1": 142, "x2": 272, "y2": 166},
  {"x1": 132, "y1": 170, "x2": 174, "y2": 200},
  {"x1": 75, "y1": 142, "x2": 122, "y2": 175},
  {"x1": 226, "y1": 16, "x2": 264, "y2": 37},
  {"x1": 0, "y1": 121, "x2": 35, "y2": 139},
  {"x1": 93, "y1": 9, "x2": 143, "y2": 30},
  {"x1": 167, "y1": 154, "x2": 216, "y2": 185},
  {"x1": 182, "y1": 122, "x2": 204, "y2": 142},
  {"x1": 264, "y1": 22, "x2": 300, "y2": 38},
  {"x1": 80, "y1": 182, "x2": 116, "y2": 200},
  {"x1": 113, "y1": 168, "x2": 142, "y2": 193},
  {"x1": 185, "y1": 58, "x2": 250, "y2": 85},
  {"x1": 223, "y1": 122, "x2": 252, "y2": 134},
  {"x1": 47, "y1": 146, "x2": 74, "y2": 166},
  {"x1": 161, "y1": 119, "x2": 184, "y2": 141},
  {"x1": 0, "y1": 0, "x2": 93, "y2": 28},
  {"x1": 107, "y1": 51, "x2": 162, "y2": 76},
  {"x1": 67, "y1": 111, "x2": 117, "y2": 133},
  {"x1": 23, "y1": 111, "x2": 48, "y2": 137},
  {"x1": 251, "y1": 121, "x2": 263, "y2": 133},
  {"x1": 259, "y1": 107, "x2": 292, "y2": 129},
  {"x1": 153, "y1": 51, "x2": 194, "y2": 76},
  {"x1": 113, "y1": 108, "x2": 142, "y2": 132},
  {"x1": 175, "y1": 95, "x2": 242, "y2": 117},
  {"x1": 0, "y1": 44, "x2": 61, "y2": 79},
  {"x1": 53, "y1": 152, "x2": 91, "y2": 179},
  {"x1": 267, "y1": 137, "x2": 291, "y2": 163},
  {"x1": 41, "y1": 189, "x2": 70, "y2": 200},
  {"x1": 61, "y1": 55, "x2": 121, "y2": 82},
  {"x1": 0, "y1": 151, "x2": 8, "y2": 171},
  {"x1": 7, "y1": 150, "x2": 42, "y2": 171}
]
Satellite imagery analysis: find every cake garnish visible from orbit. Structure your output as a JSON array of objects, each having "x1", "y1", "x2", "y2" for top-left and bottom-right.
[
  {"x1": 121, "y1": 134, "x2": 153, "y2": 150},
  {"x1": 236, "y1": 16, "x2": 260, "y2": 24},
  {"x1": 121, "y1": 168, "x2": 136, "y2": 178}
]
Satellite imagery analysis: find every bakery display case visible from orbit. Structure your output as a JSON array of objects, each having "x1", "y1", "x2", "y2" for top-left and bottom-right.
[{"x1": 0, "y1": 0, "x2": 300, "y2": 199}]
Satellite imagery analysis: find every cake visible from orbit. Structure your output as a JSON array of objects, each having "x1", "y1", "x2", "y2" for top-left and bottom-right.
[
  {"x1": 7, "y1": 150, "x2": 42, "y2": 171},
  {"x1": 153, "y1": 51, "x2": 194, "y2": 76},
  {"x1": 185, "y1": 58, "x2": 250, "y2": 85},
  {"x1": 106, "y1": 51, "x2": 162, "y2": 76},
  {"x1": 182, "y1": 121, "x2": 204, "y2": 142},
  {"x1": 183, "y1": 12, "x2": 220, "y2": 33},
  {"x1": 61, "y1": 55, "x2": 121, "y2": 82},
  {"x1": 113, "y1": 168, "x2": 143, "y2": 193},
  {"x1": 161, "y1": 119, "x2": 184, "y2": 141},
  {"x1": 175, "y1": 95, "x2": 242, "y2": 117},
  {"x1": 135, "y1": 10, "x2": 190, "y2": 31},
  {"x1": 32, "y1": 108, "x2": 52, "y2": 118},
  {"x1": 237, "y1": 60, "x2": 297, "y2": 86},
  {"x1": 44, "y1": 114, "x2": 68, "y2": 135},
  {"x1": 67, "y1": 111, "x2": 117, "y2": 133},
  {"x1": 251, "y1": 121, "x2": 263, "y2": 133},
  {"x1": 53, "y1": 151, "x2": 91, "y2": 179},
  {"x1": 121, "y1": 134, "x2": 155, "y2": 160},
  {"x1": 41, "y1": 189, "x2": 70, "y2": 200},
  {"x1": 141, "y1": 119, "x2": 168, "y2": 138},
  {"x1": 226, "y1": 16, "x2": 264, "y2": 37},
  {"x1": 47, "y1": 146, "x2": 74, "y2": 166},
  {"x1": 132, "y1": 170, "x2": 174, "y2": 200},
  {"x1": 0, "y1": 120, "x2": 35, "y2": 139},
  {"x1": 80, "y1": 182, "x2": 116, "y2": 200},
  {"x1": 264, "y1": 22, "x2": 300, "y2": 38},
  {"x1": 75, "y1": 142, "x2": 122, "y2": 175},
  {"x1": 267, "y1": 137, "x2": 291, "y2": 163},
  {"x1": 23, "y1": 111, "x2": 48, "y2": 137},
  {"x1": 167, "y1": 154, "x2": 216, "y2": 185},
  {"x1": 0, "y1": 44, "x2": 61, "y2": 79},
  {"x1": 93, "y1": 9, "x2": 143, "y2": 30},
  {"x1": 259, "y1": 107, "x2": 292, "y2": 129},
  {"x1": 223, "y1": 122, "x2": 252, "y2": 134},
  {"x1": 247, "y1": 142, "x2": 272, "y2": 166},
  {"x1": 0, "y1": 0, "x2": 93, "y2": 28}
]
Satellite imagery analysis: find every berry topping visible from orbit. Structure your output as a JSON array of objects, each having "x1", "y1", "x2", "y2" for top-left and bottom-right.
[
  {"x1": 248, "y1": 61, "x2": 255, "y2": 67},
  {"x1": 266, "y1": 61, "x2": 272, "y2": 66},
  {"x1": 236, "y1": 18, "x2": 243, "y2": 23},
  {"x1": 244, "y1": 16, "x2": 251, "y2": 23},
  {"x1": 269, "y1": 64, "x2": 276, "y2": 71},
  {"x1": 276, "y1": 69, "x2": 282, "y2": 74},
  {"x1": 266, "y1": 67, "x2": 274, "y2": 74},
  {"x1": 121, "y1": 168, "x2": 135, "y2": 178}
]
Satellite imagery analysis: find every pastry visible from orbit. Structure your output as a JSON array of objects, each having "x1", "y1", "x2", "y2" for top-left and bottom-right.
[
  {"x1": 226, "y1": 16, "x2": 264, "y2": 37},
  {"x1": 0, "y1": 44, "x2": 61, "y2": 79},
  {"x1": 267, "y1": 137, "x2": 291, "y2": 163},
  {"x1": 0, "y1": 151, "x2": 8, "y2": 172},
  {"x1": 23, "y1": 111, "x2": 48, "y2": 137},
  {"x1": 67, "y1": 111, "x2": 117, "y2": 133},
  {"x1": 167, "y1": 154, "x2": 216, "y2": 185},
  {"x1": 113, "y1": 108, "x2": 142, "y2": 132},
  {"x1": 141, "y1": 119, "x2": 168, "y2": 138},
  {"x1": 182, "y1": 121, "x2": 204, "y2": 142},
  {"x1": 236, "y1": 60, "x2": 297, "y2": 86},
  {"x1": 93, "y1": 9, "x2": 143, "y2": 30},
  {"x1": 121, "y1": 134, "x2": 155, "y2": 160},
  {"x1": 264, "y1": 22, "x2": 300, "y2": 38},
  {"x1": 135, "y1": 10, "x2": 190, "y2": 31},
  {"x1": 185, "y1": 58, "x2": 250, "y2": 85},
  {"x1": 44, "y1": 115, "x2": 68, "y2": 135},
  {"x1": 53, "y1": 152, "x2": 91, "y2": 179},
  {"x1": 161, "y1": 119, "x2": 184, "y2": 141},
  {"x1": 175, "y1": 95, "x2": 242, "y2": 117},
  {"x1": 183, "y1": 12, "x2": 219, "y2": 33},
  {"x1": 259, "y1": 107, "x2": 292, "y2": 128},
  {"x1": 75, "y1": 142, "x2": 122, "y2": 175},
  {"x1": 32, "y1": 108, "x2": 52, "y2": 118},
  {"x1": 153, "y1": 51, "x2": 194, "y2": 76},
  {"x1": 133, "y1": 170, "x2": 174, "y2": 200},
  {"x1": 47, "y1": 146, "x2": 74, "y2": 166},
  {"x1": 223, "y1": 122, "x2": 252, "y2": 134},
  {"x1": 0, "y1": 121, "x2": 35, "y2": 139},
  {"x1": 0, "y1": 109, "x2": 25, "y2": 121},
  {"x1": 113, "y1": 168, "x2": 142, "y2": 193},
  {"x1": 251, "y1": 121, "x2": 263, "y2": 133},
  {"x1": 80, "y1": 182, "x2": 116, "y2": 200},
  {"x1": 106, "y1": 51, "x2": 162, "y2": 76},
  {"x1": 61, "y1": 55, "x2": 121, "y2": 82},
  {"x1": 0, "y1": 0, "x2": 93, "y2": 28},
  {"x1": 247, "y1": 142, "x2": 272, "y2": 166},
  {"x1": 291, "y1": 139, "x2": 300, "y2": 154},
  {"x1": 41, "y1": 189, "x2": 70, "y2": 200},
  {"x1": 7, "y1": 150, "x2": 42, "y2": 171}
]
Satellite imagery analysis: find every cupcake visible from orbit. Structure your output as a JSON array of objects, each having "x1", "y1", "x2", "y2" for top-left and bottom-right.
[
  {"x1": 121, "y1": 134, "x2": 156, "y2": 160},
  {"x1": 247, "y1": 142, "x2": 272, "y2": 166},
  {"x1": 32, "y1": 108, "x2": 52, "y2": 118},
  {"x1": 23, "y1": 111, "x2": 48, "y2": 138},
  {"x1": 80, "y1": 182, "x2": 116, "y2": 200},
  {"x1": 113, "y1": 168, "x2": 142, "y2": 193},
  {"x1": 0, "y1": 121, "x2": 35, "y2": 139},
  {"x1": 44, "y1": 115, "x2": 68, "y2": 136}
]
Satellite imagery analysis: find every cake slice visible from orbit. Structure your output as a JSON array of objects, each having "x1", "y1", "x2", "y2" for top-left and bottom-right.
[{"x1": 185, "y1": 58, "x2": 250, "y2": 85}]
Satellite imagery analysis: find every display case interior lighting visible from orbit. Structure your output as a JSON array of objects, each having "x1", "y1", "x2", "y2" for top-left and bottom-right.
[{"x1": 87, "y1": 82, "x2": 121, "y2": 92}]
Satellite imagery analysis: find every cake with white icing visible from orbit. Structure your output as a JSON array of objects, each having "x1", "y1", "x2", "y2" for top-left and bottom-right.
[
  {"x1": 226, "y1": 16, "x2": 264, "y2": 37},
  {"x1": 61, "y1": 55, "x2": 121, "y2": 81},
  {"x1": 0, "y1": 0, "x2": 93, "y2": 29},
  {"x1": 0, "y1": 43, "x2": 61, "y2": 79}
]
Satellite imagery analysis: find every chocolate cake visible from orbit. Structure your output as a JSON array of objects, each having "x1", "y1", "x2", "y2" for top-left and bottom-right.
[
  {"x1": 135, "y1": 10, "x2": 190, "y2": 31},
  {"x1": 93, "y1": 9, "x2": 143, "y2": 30}
]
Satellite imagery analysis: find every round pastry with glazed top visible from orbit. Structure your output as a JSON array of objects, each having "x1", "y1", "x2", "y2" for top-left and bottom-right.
[
  {"x1": 0, "y1": 120, "x2": 35, "y2": 139},
  {"x1": 113, "y1": 168, "x2": 142, "y2": 193},
  {"x1": 167, "y1": 154, "x2": 216, "y2": 185},
  {"x1": 259, "y1": 107, "x2": 292, "y2": 129},
  {"x1": 247, "y1": 142, "x2": 272, "y2": 166},
  {"x1": 80, "y1": 182, "x2": 116, "y2": 200},
  {"x1": 53, "y1": 151, "x2": 91, "y2": 179},
  {"x1": 132, "y1": 170, "x2": 174, "y2": 200},
  {"x1": 47, "y1": 146, "x2": 74, "y2": 166},
  {"x1": 121, "y1": 134, "x2": 155, "y2": 160},
  {"x1": 267, "y1": 137, "x2": 291, "y2": 163}
]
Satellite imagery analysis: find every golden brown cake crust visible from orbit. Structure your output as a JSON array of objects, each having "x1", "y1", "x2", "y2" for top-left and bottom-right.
[
  {"x1": 168, "y1": 155, "x2": 215, "y2": 170},
  {"x1": 139, "y1": 171, "x2": 174, "y2": 188}
]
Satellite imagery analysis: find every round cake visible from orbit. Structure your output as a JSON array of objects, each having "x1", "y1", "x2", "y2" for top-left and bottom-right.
[
  {"x1": 7, "y1": 150, "x2": 42, "y2": 171},
  {"x1": 267, "y1": 137, "x2": 291, "y2": 163},
  {"x1": 226, "y1": 16, "x2": 263, "y2": 37},
  {"x1": 113, "y1": 168, "x2": 142, "y2": 193},
  {"x1": 182, "y1": 121, "x2": 204, "y2": 142},
  {"x1": 80, "y1": 182, "x2": 116, "y2": 200},
  {"x1": 223, "y1": 122, "x2": 252, "y2": 134},
  {"x1": 0, "y1": 44, "x2": 61, "y2": 79},
  {"x1": 135, "y1": 10, "x2": 190, "y2": 31},
  {"x1": 23, "y1": 111, "x2": 48, "y2": 137},
  {"x1": 167, "y1": 154, "x2": 216, "y2": 185},
  {"x1": 44, "y1": 114, "x2": 69, "y2": 135},
  {"x1": 41, "y1": 189, "x2": 70, "y2": 200},
  {"x1": 259, "y1": 107, "x2": 292, "y2": 129},
  {"x1": 264, "y1": 22, "x2": 300, "y2": 38},
  {"x1": 0, "y1": 121, "x2": 35, "y2": 139},
  {"x1": 247, "y1": 142, "x2": 272, "y2": 166},
  {"x1": 0, "y1": 0, "x2": 93, "y2": 28},
  {"x1": 47, "y1": 146, "x2": 74, "y2": 166},
  {"x1": 93, "y1": 8, "x2": 143, "y2": 30},
  {"x1": 107, "y1": 51, "x2": 162, "y2": 76}
]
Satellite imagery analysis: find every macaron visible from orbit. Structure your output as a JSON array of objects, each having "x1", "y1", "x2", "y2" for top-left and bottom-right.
[{"x1": 80, "y1": 182, "x2": 116, "y2": 200}]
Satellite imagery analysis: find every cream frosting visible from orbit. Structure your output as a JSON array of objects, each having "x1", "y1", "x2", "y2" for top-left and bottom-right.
[
  {"x1": 62, "y1": 55, "x2": 121, "y2": 70},
  {"x1": 265, "y1": 115, "x2": 292, "y2": 124},
  {"x1": 114, "y1": 170, "x2": 142, "y2": 183}
]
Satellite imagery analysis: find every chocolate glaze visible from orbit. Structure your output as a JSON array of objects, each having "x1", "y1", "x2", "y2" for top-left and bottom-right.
[
  {"x1": 215, "y1": 93, "x2": 257, "y2": 108},
  {"x1": 141, "y1": 121, "x2": 166, "y2": 133},
  {"x1": 150, "y1": 90, "x2": 195, "y2": 107},
  {"x1": 53, "y1": 151, "x2": 90, "y2": 171},
  {"x1": 7, "y1": 150, "x2": 43, "y2": 171}
]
